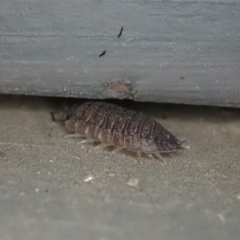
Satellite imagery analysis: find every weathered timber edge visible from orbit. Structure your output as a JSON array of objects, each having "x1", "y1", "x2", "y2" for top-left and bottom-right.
[{"x1": 0, "y1": 0, "x2": 240, "y2": 107}]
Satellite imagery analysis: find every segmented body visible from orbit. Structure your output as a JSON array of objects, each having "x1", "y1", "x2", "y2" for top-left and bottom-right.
[{"x1": 64, "y1": 101, "x2": 182, "y2": 154}]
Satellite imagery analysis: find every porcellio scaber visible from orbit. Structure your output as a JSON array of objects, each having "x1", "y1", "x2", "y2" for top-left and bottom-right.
[{"x1": 58, "y1": 101, "x2": 184, "y2": 158}]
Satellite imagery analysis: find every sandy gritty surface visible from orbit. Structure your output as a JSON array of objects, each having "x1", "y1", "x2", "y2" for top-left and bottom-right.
[{"x1": 0, "y1": 95, "x2": 240, "y2": 240}]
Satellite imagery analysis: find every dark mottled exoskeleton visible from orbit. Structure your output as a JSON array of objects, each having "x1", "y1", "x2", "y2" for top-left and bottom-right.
[{"x1": 51, "y1": 101, "x2": 185, "y2": 159}]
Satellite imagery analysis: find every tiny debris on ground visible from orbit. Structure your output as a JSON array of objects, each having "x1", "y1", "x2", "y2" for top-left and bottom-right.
[
  {"x1": 84, "y1": 175, "x2": 94, "y2": 183},
  {"x1": 126, "y1": 178, "x2": 139, "y2": 188}
]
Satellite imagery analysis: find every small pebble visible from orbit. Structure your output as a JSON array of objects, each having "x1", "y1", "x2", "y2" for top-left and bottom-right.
[
  {"x1": 84, "y1": 175, "x2": 93, "y2": 183},
  {"x1": 18, "y1": 192, "x2": 25, "y2": 197},
  {"x1": 126, "y1": 178, "x2": 139, "y2": 188}
]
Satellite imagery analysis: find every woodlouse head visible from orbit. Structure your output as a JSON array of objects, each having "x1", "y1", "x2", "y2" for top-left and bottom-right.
[{"x1": 154, "y1": 129, "x2": 183, "y2": 153}]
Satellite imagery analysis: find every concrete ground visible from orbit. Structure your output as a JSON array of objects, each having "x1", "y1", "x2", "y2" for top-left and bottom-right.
[{"x1": 0, "y1": 95, "x2": 239, "y2": 240}]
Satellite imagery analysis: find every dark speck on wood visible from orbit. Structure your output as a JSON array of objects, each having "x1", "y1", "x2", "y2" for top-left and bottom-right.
[
  {"x1": 99, "y1": 50, "x2": 106, "y2": 57},
  {"x1": 118, "y1": 26, "x2": 124, "y2": 38}
]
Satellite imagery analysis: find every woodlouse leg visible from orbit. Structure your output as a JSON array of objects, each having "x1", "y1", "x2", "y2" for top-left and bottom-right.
[
  {"x1": 77, "y1": 139, "x2": 97, "y2": 144},
  {"x1": 112, "y1": 147, "x2": 124, "y2": 154},
  {"x1": 48, "y1": 111, "x2": 58, "y2": 137},
  {"x1": 95, "y1": 144, "x2": 111, "y2": 149},
  {"x1": 64, "y1": 134, "x2": 82, "y2": 138},
  {"x1": 135, "y1": 152, "x2": 142, "y2": 164},
  {"x1": 146, "y1": 154, "x2": 153, "y2": 159},
  {"x1": 153, "y1": 153, "x2": 167, "y2": 165},
  {"x1": 48, "y1": 125, "x2": 54, "y2": 137}
]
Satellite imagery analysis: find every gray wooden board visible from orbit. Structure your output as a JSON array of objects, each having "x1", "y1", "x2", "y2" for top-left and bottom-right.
[{"x1": 0, "y1": 0, "x2": 240, "y2": 107}]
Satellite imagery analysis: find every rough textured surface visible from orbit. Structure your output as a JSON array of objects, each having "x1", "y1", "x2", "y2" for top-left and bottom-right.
[
  {"x1": 0, "y1": 95, "x2": 240, "y2": 240},
  {"x1": 1, "y1": 0, "x2": 240, "y2": 107}
]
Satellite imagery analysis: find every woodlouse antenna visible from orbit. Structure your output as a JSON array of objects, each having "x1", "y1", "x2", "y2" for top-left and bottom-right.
[
  {"x1": 48, "y1": 110, "x2": 68, "y2": 137},
  {"x1": 50, "y1": 111, "x2": 66, "y2": 122},
  {"x1": 50, "y1": 111, "x2": 56, "y2": 122},
  {"x1": 48, "y1": 113, "x2": 55, "y2": 137},
  {"x1": 179, "y1": 140, "x2": 190, "y2": 149}
]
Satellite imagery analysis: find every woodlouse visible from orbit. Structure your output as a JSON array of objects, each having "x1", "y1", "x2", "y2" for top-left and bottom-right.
[{"x1": 57, "y1": 101, "x2": 184, "y2": 158}]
